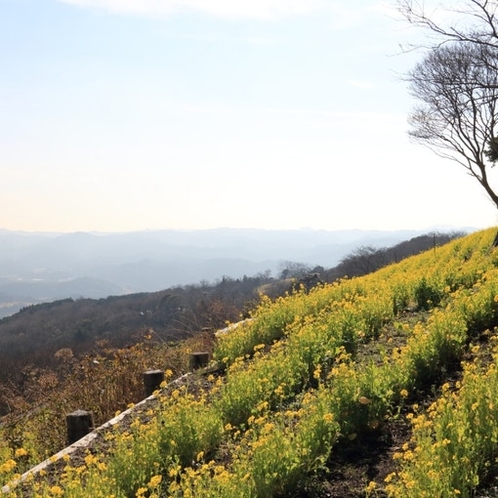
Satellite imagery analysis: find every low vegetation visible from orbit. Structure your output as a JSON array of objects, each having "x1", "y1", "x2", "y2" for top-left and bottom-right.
[{"x1": 2, "y1": 228, "x2": 490, "y2": 497}]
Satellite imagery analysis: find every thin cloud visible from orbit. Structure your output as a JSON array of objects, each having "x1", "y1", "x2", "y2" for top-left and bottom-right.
[{"x1": 57, "y1": 0, "x2": 327, "y2": 20}]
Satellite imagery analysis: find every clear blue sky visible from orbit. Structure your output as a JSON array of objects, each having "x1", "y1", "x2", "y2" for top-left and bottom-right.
[{"x1": 1, "y1": 0, "x2": 497, "y2": 233}]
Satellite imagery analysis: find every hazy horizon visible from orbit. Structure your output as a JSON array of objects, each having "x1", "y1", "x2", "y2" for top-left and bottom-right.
[
  {"x1": 0, "y1": 225, "x2": 472, "y2": 318},
  {"x1": 0, "y1": 224, "x2": 485, "y2": 236}
]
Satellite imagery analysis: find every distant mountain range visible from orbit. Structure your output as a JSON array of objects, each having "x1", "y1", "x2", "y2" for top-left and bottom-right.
[{"x1": 0, "y1": 227, "x2": 474, "y2": 317}]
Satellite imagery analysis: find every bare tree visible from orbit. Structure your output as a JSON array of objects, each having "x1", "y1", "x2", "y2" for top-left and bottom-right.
[
  {"x1": 396, "y1": 1, "x2": 498, "y2": 213},
  {"x1": 408, "y1": 42, "x2": 498, "y2": 208},
  {"x1": 278, "y1": 261, "x2": 311, "y2": 280},
  {"x1": 396, "y1": 0, "x2": 498, "y2": 50}
]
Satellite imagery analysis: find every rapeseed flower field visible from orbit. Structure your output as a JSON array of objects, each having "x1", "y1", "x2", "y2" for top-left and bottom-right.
[{"x1": 3, "y1": 228, "x2": 498, "y2": 496}]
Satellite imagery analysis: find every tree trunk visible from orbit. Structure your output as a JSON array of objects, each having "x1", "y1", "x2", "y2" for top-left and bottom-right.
[{"x1": 492, "y1": 231, "x2": 498, "y2": 248}]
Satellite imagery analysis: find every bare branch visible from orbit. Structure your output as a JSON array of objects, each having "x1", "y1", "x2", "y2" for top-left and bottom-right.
[
  {"x1": 396, "y1": 0, "x2": 498, "y2": 48},
  {"x1": 397, "y1": 1, "x2": 498, "y2": 209},
  {"x1": 406, "y1": 40, "x2": 498, "y2": 207}
]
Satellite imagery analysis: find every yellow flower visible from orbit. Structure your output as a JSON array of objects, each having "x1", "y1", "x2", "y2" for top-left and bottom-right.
[
  {"x1": 400, "y1": 389, "x2": 409, "y2": 398},
  {"x1": 323, "y1": 413, "x2": 334, "y2": 423},
  {"x1": 14, "y1": 448, "x2": 28, "y2": 458},
  {"x1": 263, "y1": 422, "x2": 274, "y2": 433},
  {"x1": 0, "y1": 459, "x2": 16, "y2": 474},
  {"x1": 135, "y1": 487, "x2": 147, "y2": 497},
  {"x1": 148, "y1": 474, "x2": 162, "y2": 489},
  {"x1": 84, "y1": 453, "x2": 98, "y2": 466},
  {"x1": 365, "y1": 481, "x2": 376, "y2": 493},
  {"x1": 403, "y1": 450, "x2": 414, "y2": 461},
  {"x1": 169, "y1": 481, "x2": 180, "y2": 493},
  {"x1": 49, "y1": 485, "x2": 64, "y2": 497}
]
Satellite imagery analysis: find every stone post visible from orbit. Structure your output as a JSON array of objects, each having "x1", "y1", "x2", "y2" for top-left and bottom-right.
[
  {"x1": 143, "y1": 369, "x2": 165, "y2": 396},
  {"x1": 189, "y1": 352, "x2": 209, "y2": 370},
  {"x1": 66, "y1": 410, "x2": 94, "y2": 445}
]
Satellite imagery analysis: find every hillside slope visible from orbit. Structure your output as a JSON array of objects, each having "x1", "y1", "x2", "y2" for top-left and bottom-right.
[{"x1": 3, "y1": 227, "x2": 498, "y2": 497}]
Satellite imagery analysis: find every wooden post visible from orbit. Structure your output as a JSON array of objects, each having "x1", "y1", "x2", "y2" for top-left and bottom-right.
[
  {"x1": 66, "y1": 410, "x2": 94, "y2": 445},
  {"x1": 143, "y1": 369, "x2": 165, "y2": 396},
  {"x1": 189, "y1": 352, "x2": 209, "y2": 370}
]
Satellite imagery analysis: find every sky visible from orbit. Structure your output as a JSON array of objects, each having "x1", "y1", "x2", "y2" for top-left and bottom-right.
[{"x1": 1, "y1": 0, "x2": 497, "y2": 234}]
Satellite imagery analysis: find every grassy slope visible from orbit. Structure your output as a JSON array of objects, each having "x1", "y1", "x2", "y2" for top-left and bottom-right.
[{"x1": 3, "y1": 227, "x2": 498, "y2": 497}]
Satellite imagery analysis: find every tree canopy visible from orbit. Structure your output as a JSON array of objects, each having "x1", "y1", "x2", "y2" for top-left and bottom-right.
[{"x1": 398, "y1": 0, "x2": 498, "y2": 210}]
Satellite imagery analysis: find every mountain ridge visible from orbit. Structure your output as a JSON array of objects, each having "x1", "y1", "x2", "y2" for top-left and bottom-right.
[{"x1": 0, "y1": 227, "x2": 474, "y2": 317}]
